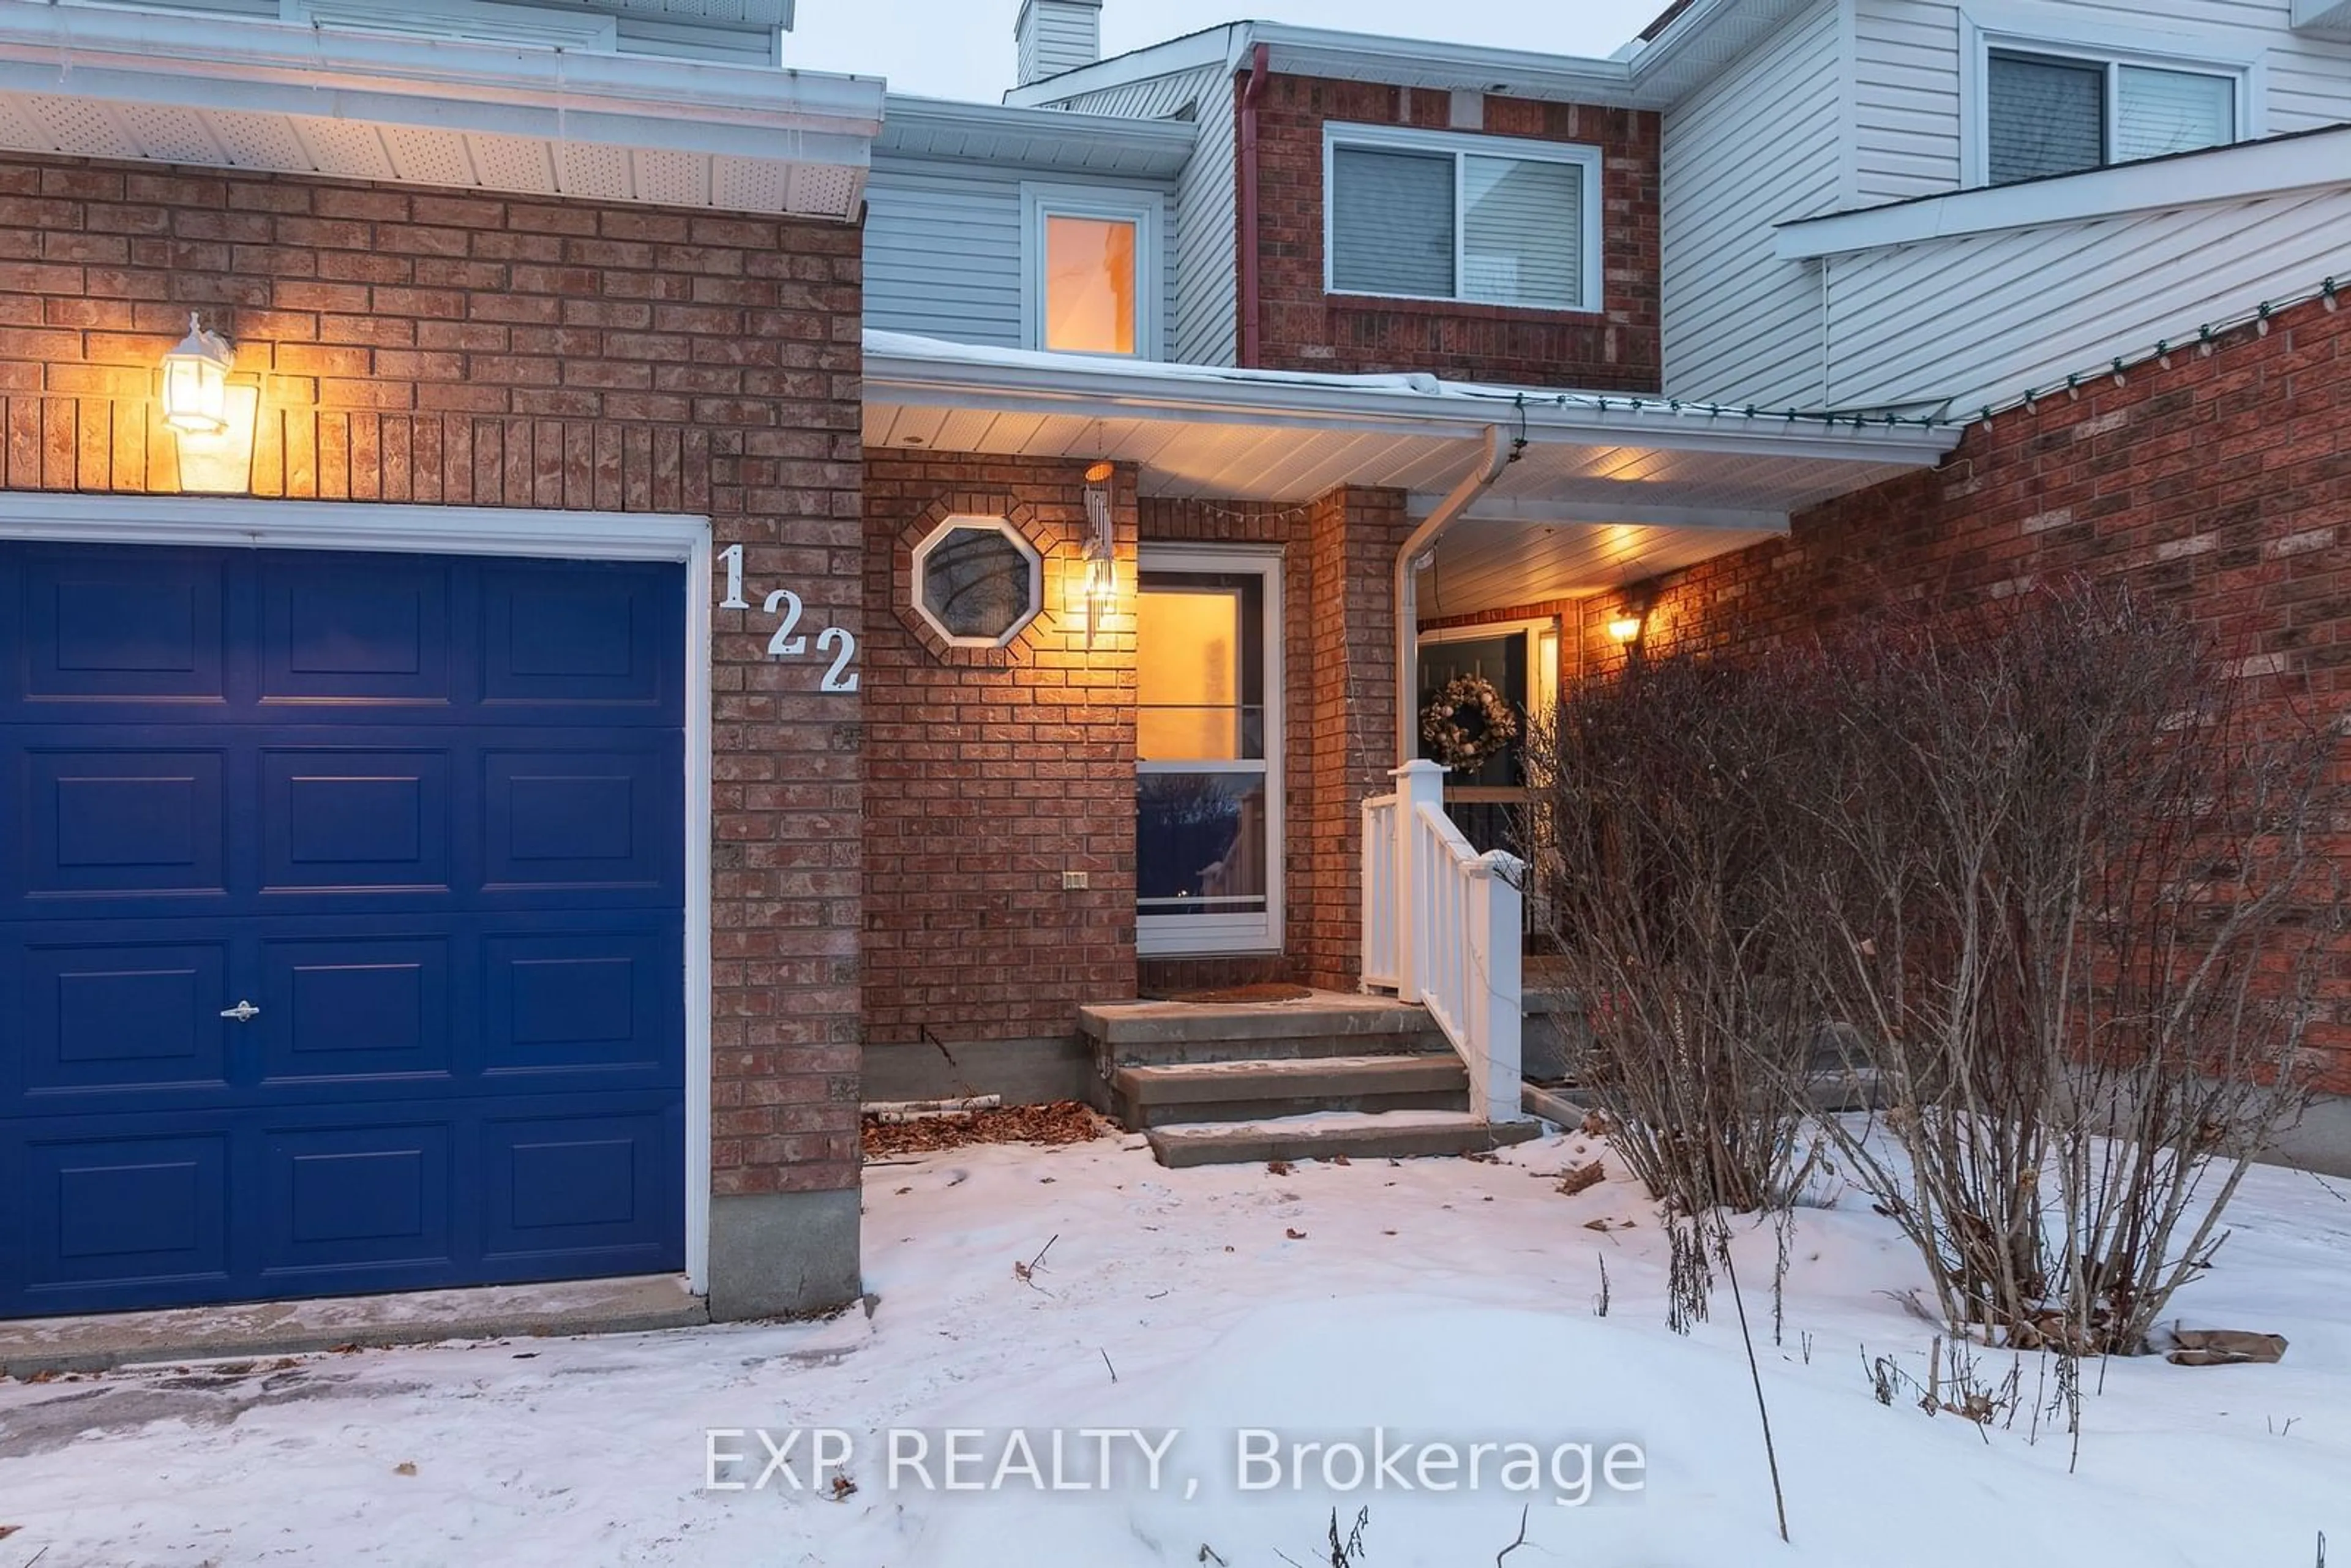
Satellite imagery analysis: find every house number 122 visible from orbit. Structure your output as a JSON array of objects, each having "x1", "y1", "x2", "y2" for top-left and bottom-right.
[{"x1": 718, "y1": 544, "x2": 858, "y2": 692}]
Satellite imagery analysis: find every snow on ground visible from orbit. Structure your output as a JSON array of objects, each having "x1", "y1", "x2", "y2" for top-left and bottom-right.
[{"x1": 2, "y1": 1130, "x2": 2347, "y2": 1567}]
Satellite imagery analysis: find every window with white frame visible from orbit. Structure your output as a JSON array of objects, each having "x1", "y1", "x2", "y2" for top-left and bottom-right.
[
  {"x1": 1984, "y1": 46, "x2": 2241, "y2": 186},
  {"x1": 1021, "y1": 184, "x2": 1161, "y2": 358},
  {"x1": 1323, "y1": 124, "x2": 1602, "y2": 313}
]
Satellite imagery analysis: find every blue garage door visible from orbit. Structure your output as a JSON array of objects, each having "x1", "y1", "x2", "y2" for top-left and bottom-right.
[{"x1": 0, "y1": 542, "x2": 687, "y2": 1318}]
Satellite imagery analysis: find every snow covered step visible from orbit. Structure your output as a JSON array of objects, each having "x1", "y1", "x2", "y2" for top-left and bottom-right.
[
  {"x1": 1112, "y1": 1053, "x2": 1468, "y2": 1128},
  {"x1": 1081, "y1": 992, "x2": 1452, "y2": 1068},
  {"x1": 1143, "y1": 1109, "x2": 1542, "y2": 1168}
]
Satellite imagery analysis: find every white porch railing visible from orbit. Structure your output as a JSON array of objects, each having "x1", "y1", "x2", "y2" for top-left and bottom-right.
[{"x1": 1359, "y1": 759, "x2": 1528, "y2": 1123}]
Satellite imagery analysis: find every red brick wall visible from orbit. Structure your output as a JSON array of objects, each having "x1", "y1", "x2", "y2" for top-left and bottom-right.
[
  {"x1": 1572, "y1": 293, "x2": 2351, "y2": 1089},
  {"x1": 1247, "y1": 73, "x2": 1662, "y2": 390},
  {"x1": 855, "y1": 480, "x2": 1408, "y2": 1015},
  {"x1": 861, "y1": 452, "x2": 1139, "y2": 1043},
  {"x1": 0, "y1": 153, "x2": 868, "y2": 1199}
]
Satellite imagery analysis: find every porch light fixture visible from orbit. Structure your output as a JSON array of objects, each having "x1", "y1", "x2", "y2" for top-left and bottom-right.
[
  {"x1": 159, "y1": 312, "x2": 234, "y2": 435},
  {"x1": 1079, "y1": 460, "x2": 1118, "y2": 648},
  {"x1": 1607, "y1": 613, "x2": 1643, "y2": 644}
]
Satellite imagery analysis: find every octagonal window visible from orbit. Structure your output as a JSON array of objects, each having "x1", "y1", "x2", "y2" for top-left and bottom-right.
[{"x1": 913, "y1": 516, "x2": 1043, "y2": 648}]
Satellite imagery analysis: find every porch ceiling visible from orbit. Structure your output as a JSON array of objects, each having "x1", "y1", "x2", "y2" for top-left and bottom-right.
[
  {"x1": 865, "y1": 331, "x2": 1958, "y2": 607},
  {"x1": 1415, "y1": 517, "x2": 1785, "y2": 613}
]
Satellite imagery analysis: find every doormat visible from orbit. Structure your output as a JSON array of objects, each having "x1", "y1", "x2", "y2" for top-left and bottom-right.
[{"x1": 1161, "y1": 983, "x2": 1316, "y2": 1005}]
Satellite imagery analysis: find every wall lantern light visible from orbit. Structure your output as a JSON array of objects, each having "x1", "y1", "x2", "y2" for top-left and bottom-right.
[
  {"x1": 1607, "y1": 613, "x2": 1643, "y2": 644},
  {"x1": 1079, "y1": 460, "x2": 1119, "y2": 648},
  {"x1": 160, "y1": 312, "x2": 235, "y2": 435}
]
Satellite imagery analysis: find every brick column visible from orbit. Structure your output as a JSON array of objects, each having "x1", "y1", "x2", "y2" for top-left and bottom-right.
[{"x1": 1302, "y1": 485, "x2": 1412, "y2": 989}]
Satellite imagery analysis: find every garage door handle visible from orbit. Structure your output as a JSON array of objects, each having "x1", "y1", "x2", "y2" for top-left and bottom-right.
[{"x1": 219, "y1": 1000, "x2": 261, "y2": 1023}]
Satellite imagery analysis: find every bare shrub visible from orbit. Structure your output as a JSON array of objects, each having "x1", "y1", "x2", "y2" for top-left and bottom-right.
[
  {"x1": 1532, "y1": 583, "x2": 2339, "y2": 1357},
  {"x1": 1785, "y1": 586, "x2": 2341, "y2": 1354},
  {"x1": 1523, "y1": 658, "x2": 1824, "y2": 1215}
]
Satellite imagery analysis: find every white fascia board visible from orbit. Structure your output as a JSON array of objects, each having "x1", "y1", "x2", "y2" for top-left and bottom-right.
[
  {"x1": 1251, "y1": 24, "x2": 1637, "y2": 106},
  {"x1": 881, "y1": 94, "x2": 1194, "y2": 176},
  {"x1": 1776, "y1": 126, "x2": 2351, "y2": 259},
  {"x1": 863, "y1": 338, "x2": 1962, "y2": 467},
  {"x1": 0, "y1": 2, "x2": 882, "y2": 152}
]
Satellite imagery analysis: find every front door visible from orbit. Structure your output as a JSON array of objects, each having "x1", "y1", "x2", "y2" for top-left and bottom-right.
[{"x1": 1134, "y1": 549, "x2": 1282, "y2": 956}]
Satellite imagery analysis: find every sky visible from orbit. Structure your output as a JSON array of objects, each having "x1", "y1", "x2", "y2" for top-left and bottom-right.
[{"x1": 786, "y1": 0, "x2": 1670, "y2": 101}]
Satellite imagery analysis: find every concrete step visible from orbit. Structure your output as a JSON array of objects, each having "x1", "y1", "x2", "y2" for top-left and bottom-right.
[
  {"x1": 1112, "y1": 1053, "x2": 1468, "y2": 1128},
  {"x1": 1144, "y1": 1109, "x2": 1543, "y2": 1168},
  {"x1": 1082, "y1": 993, "x2": 1450, "y2": 1067}
]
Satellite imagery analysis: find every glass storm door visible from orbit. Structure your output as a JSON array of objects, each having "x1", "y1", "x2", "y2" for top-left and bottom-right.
[{"x1": 1135, "y1": 552, "x2": 1282, "y2": 955}]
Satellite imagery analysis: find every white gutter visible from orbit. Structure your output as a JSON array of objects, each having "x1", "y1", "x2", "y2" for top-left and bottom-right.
[
  {"x1": 1397, "y1": 426, "x2": 1517, "y2": 766},
  {"x1": 882, "y1": 94, "x2": 1195, "y2": 175},
  {"x1": 863, "y1": 334, "x2": 1963, "y2": 466}
]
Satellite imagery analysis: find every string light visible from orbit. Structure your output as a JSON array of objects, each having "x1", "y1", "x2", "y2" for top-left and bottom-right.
[{"x1": 1970, "y1": 272, "x2": 2344, "y2": 429}]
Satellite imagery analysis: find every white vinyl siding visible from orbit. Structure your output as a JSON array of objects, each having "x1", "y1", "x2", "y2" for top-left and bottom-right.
[
  {"x1": 865, "y1": 159, "x2": 1177, "y2": 352},
  {"x1": 1660, "y1": 0, "x2": 1845, "y2": 407},
  {"x1": 1017, "y1": 0, "x2": 1100, "y2": 87},
  {"x1": 1853, "y1": 0, "x2": 2351, "y2": 202},
  {"x1": 1322, "y1": 123, "x2": 1600, "y2": 312},
  {"x1": 1815, "y1": 184, "x2": 2351, "y2": 410},
  {"x1": 1046, "y1": 63, "x2": 1238, "y2": 366}
]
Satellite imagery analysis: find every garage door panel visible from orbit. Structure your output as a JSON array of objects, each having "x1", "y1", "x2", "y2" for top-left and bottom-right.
[
  {"x1": 482, "y1": 1106, "x2": 680, "y2": 1266},
  {"x1": 20, "y1": 549, "x2": 230, "y2": 703},
  {"x1": 485, "y1": 928, "x2": 681, "y2": 1080},
  {"x1": 21, "y1": 939, "x2": 232, "y2": 1096},
  {"x1": 23, "y1": 748, "x2": 228, "y2": 898},
  {"x1": 0, "y1": 544, "x2": 687, "y2": 1319},
  {"x1": 481, "y1": 563, "x2": 678, "y2": 714},
  {"x1": 260, "y1": 935, "x2": 453, "y2": 1085},
  {"x1": 260, "y1": 1121, "x2": 454, "y2": 1277},
  {"x1": 484, "y1": 745, "x2": 681, "y2": 895},
  {"x1": 261, "y1": 554, "x2": 452, "y2": 702},
  {"x1": 20, "y1": 1128, "x2": 231, "y2": 1296},
  {"x1": 262, "y1": 748, "x2": 454, "y2": 893}
]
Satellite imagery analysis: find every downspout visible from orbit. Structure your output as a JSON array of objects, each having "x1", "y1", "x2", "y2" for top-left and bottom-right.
[
  {"x1": 1238, "y1": 39, "x2": 1270, "y2": 367},
  {"x1": 1396, "y1": 424, "x2": 1517, "y2": 765}
]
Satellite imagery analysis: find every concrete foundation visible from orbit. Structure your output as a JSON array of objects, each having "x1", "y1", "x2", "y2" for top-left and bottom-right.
[
  {"x1": 861, "y1": 1033, "x2": 1097, "y2": 1108},
  {"x1": 0, "y1": 1274, "x2": 707, "y2": 1377},
  {"x1": 2271, "y1": 1092, "x2": 2351, "y2": 1179},
  {"x1": 707, "y1": 1188, "x2": 864, "y2": 1321}
]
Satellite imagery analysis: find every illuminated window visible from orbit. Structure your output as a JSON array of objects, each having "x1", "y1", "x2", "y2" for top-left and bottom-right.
[
  {"x1": 1044, "y1": 215, "x2": 1138, "y2": 354},
  {"x1": 1023, "y1": 185, "x2": 1160, "y2": 358}
]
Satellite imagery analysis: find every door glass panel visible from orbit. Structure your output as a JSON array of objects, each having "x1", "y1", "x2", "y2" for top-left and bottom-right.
[
  {"x1": 1137, "y1": 584, "x2": 1267, "y2": 760},
  {"x1": 1138, "y1": 577, "x2": 1265, "y2": 762},
  {"x1": 1418, "y1": 633, "x2": 1528, "y2": 789},
  {"x1": 1044, "y1": 214, "x2": 1139, "y2": 354},
  {"x1": 1137, "y1": 773, "x2": 1268, "y2": 915}
]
